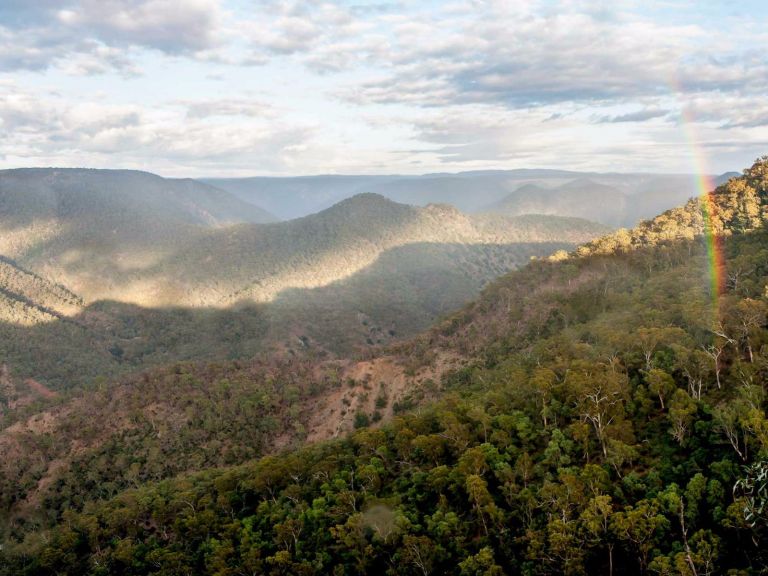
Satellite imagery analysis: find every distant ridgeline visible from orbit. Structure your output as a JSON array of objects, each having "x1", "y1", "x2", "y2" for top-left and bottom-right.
[
  {"x1": 1, "y1": 158, "x2": 767, "y2": 575},
  {"x1": 205, "y1": 170, "x2": 735, "y2": 225},
  {"x1": 0, "y1": 169, "x2": 611, "y2": 310}
]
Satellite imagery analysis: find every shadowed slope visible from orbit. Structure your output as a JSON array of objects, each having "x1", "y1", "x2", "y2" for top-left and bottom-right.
[{"x1": 38, "y1": 192, "x2": 607, "y2": 307}]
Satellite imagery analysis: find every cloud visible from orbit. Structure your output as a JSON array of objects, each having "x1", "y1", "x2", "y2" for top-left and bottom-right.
[
  {"x1": 182, "y1": 98, "x2": 273, "y2": 119},
  {"x1": 0, "y1": 85, "x2": 315, "y2": 174},
  {"x1": 338, "y1": 7, "x2": 752, "y2": 108},
  {"x1": 0, "y1": 0, "x2": 63, "y2": 27},
  {"x1": 383, "y1": 92, "x2": 768, "y2": 174},
  {"x1": 4, "y1": 1, "x2": 763, "y2": 112},
  {"x1": 60, "y1": 0, "x2": 222, "y2": 53},
  {"x1": 0, "y1": 1, "x2": 764, "y2": 175},
  {"x1": 595, "y1": 109, "x2": 671, "y2": 123},
  {"x1": 394, "y1": 103, "x2": 597, "y2": 167},
  {"x1": 0, "y1": 0, "x2": 223, "y2": 73},
  {"x1": 239, "y1": 1, "x2": 382, "y2": 68},
  {"x1": 230, "y1": 1, "x2": 763, "y2": 118},
  {"x1": 256, "y1": 15, "x2": 322, "y2": 55},
  {"x1": 681, "y1": 95, "x2": 768, "y2": 129}
]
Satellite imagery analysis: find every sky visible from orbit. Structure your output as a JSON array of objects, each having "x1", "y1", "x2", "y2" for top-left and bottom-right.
[{"x1": 0, "y1": 0, "x2": 766, "y2": 177}]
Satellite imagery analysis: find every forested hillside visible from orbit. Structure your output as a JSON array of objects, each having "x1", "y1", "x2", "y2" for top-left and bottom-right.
[
  {"x1": 485, "y1": 179, "x2": 628, "y2": 226},
  {"x1": 0, "y1": 169, "x2": 275, "y2": 302},
  {"x1": 0, "y1": 170, "x2": 608, "y2": 308},
  {"x1": 160, "y1": 195, "x2": 608, "y2": 307},
  {"x1": 0, "y1": 256, "x2": 82, "y2": 325},
  {"x1": 1, "y1": 159, "x2": 767, "y2": 575},
  {"x1": 0, "y1": 189, "x2": 606, "y2": 391}
]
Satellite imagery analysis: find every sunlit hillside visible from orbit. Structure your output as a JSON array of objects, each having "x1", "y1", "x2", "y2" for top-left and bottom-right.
[
  {"x1": 0, "y1": 256, "x2": 82, "y2": 325},
  {"x1": 0, "y1": 182, "x2": 608, "y2": 391}
]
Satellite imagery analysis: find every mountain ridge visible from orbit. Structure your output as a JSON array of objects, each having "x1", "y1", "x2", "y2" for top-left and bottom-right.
[
  {"x1": 10, "y1": 189, "x2": 603, "y2": 308},
  {"x1": 166, "y1": 193, "x2": 608, "y2": 307},
  {"x1": 205, "y1": 169, "x2": 736, "y2": 221},
  {"x1": 0, "y1": 188, "x2": 607, "y2": 391}
]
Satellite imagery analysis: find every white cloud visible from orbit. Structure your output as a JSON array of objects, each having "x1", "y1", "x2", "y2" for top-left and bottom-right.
[
  {"x1": 61, "y1": 0, "x2": 222, "y2": 53},
  {"x1": 0, "y1": 0, "x2": 223, "y2": 73},
  {"x1": 0, "y1": 0, "x2": 765, "y2": 175},
  {"x1": 0, "y1": 85, "x2": 314, "y2": 173},
  {"x1": 594, "y1": 108, "x2": 671, "y2": 124},
  {"x1": 238, "y1": 1, "x2": 382, "y2": 68},
  {"x1": 182, "y1": 98, "x2": 273, "y2": 119},
  {"x1": 337, "y1": 4, "x2": 758, "y2": 109},
  {"x1": 682, "y1": 95, "x2": 768, "y2": 129}
]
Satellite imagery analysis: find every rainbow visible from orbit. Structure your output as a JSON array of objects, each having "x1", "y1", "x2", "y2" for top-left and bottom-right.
[{"x1": 678, "y1": 100, "x2": 726, "y2": 324}]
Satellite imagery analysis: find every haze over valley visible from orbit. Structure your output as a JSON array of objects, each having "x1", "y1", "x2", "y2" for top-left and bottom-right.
[{"x1": 204, "y1": 170, "x2": 739, "y2": 225}]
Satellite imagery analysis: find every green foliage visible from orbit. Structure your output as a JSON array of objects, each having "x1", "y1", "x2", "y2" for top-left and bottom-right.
[
  {"x1": 3, "y1": 157, "x2": 768, "y2": 574},
  {"x1": 4, "y1": 223, "x2": 768, "y2": 573},
  {"x1": 0, "y1": 357, "x2": 331, "y2": 539},
  {"x1": 354, "y1": 411, "x2": 371, "y2": 428},
  {"x1": 734, "y1": 460, "x2": 768, "y2": 529}
]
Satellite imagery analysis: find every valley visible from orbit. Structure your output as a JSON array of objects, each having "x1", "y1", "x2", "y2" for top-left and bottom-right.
[
  {"x1": 0, "y1": 169, "x2": 608, "y2": 391},
  {"x1": 1, "y1": 158, "x2": 767, "y2": 575}
]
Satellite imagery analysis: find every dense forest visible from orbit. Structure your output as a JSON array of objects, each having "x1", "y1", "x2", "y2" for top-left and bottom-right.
[{"x1": 1, "y1": 159, "x2": 768, "y2": 574}]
